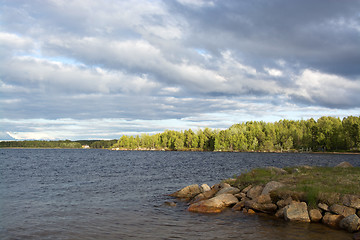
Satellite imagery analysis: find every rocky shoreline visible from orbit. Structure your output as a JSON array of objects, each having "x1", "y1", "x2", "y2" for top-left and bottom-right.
[{"x1": 168, "y1": 162, "x2": 360, "y2": 239}]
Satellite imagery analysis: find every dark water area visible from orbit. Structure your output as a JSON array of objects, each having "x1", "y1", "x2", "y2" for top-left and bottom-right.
[{"x1": 1, "y1": 149, "x2": 359, "y2": 239}]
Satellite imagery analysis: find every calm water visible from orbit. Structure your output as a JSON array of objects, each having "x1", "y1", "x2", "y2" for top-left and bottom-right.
[{"x1": 1, "y1": 149, "x2": 359, "y2": 240}]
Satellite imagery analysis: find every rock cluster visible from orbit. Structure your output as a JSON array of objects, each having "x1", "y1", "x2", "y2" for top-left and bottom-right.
[{"x1": 169, "y1": 179, "x2": 360, "y2": 234}]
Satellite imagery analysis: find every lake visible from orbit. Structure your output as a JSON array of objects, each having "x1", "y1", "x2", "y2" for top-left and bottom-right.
[{"x1": 1, "y1": 149, "x2": 359, "y2": 239}]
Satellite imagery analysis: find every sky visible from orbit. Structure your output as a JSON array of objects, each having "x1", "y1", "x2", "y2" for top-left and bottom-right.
[{"x1": 1, "y1": 0, "x2": 360, "y2": 140}]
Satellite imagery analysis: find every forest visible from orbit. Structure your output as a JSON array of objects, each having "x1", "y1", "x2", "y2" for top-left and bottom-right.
[
  {"x1": 1, "y1": 116, "x2": 359, "y2": 152},
  {"x1": 112, "y1": 116, "x2": 360, "y2": 152}
]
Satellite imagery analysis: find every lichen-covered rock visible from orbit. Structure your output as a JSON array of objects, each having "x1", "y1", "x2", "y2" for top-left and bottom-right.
[
  {"x1": 200, "y1": 184, "x2": 211, "y2": 192},
  {"x1": 262, "y1": 181, "x2": 284, "y2": 195},
  {"x1": 170, "y1": 184, "x2": 201, "y2": 199},
  {"x1": 245, "y1": 199, "x2": 277, "y2": 213},
  {"x1": 247, "y1": 185, "x2": 264, "y2": 200},
  {"x1": 188, "y1": 194, "x2": 239, "y2": 213},
  {"x1": 339, "y1": 214, "x2": 360, "y2": 233},
  {"x1": 284, "y1": 202, "x2": 310, "y2": 222},
  {"x1": 330, "y1": 204, "x2": 356, "y2": 217},
  {"x1": 335, "y1": 161, "x2": 353, "y2": 168},
  {"x1": 342, "y1": 195, "x2": 360, "y2": 209},
  {"x1": 309, "y1": 209, "x2": 323, "y2": 222},
  {"x1": 322, "y1": 212, "x2": 344, "y2": 228},
  {"x1": 215, "y1": 186, "x2": 240, "y2": 196}
]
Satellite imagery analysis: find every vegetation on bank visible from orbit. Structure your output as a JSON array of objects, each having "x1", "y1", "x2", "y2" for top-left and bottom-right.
[
  {"x1": 226, "y1": 166, "x2": 360, "y2": 208},
  {"x1": 0, "y1": 139, "x2": 117, "y2": 149},
  {"x1": 112, "y1": 116, "x2": 360, "y2": 152},
  {"x1": 1, "y1": 116, "x2": 359, "y2": 152}
]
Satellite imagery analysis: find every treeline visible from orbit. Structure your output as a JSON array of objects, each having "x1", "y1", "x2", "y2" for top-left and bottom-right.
[
  {"x1": 0, "y1": 139, "x2": 118, "y2": 149},
  {"x1": 112, "y1": 116, "x2": 360, "y2": 152}
]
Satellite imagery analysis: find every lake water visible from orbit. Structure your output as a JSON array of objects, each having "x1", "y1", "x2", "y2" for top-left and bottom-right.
[{"x1": 1, "y1": 149, "x2": 359, "y2": 239}]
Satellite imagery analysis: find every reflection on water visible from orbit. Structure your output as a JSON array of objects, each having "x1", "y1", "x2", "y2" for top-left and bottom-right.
[{"x1": 1, "y1": 149, "x2": 358, "y2": 239}]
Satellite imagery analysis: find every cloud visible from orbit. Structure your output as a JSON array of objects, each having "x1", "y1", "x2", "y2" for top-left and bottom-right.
[{"x1": 0, "y1": 0, "x2": 360, "y2": 140}]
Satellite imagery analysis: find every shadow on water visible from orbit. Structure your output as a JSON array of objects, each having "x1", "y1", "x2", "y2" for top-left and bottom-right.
[{"x1": 0, "y1": 149, "x2": 358, "y2": 239}]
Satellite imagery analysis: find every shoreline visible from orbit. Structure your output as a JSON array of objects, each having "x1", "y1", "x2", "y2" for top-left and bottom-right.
[{"x1": 169, "y1": 163, "x2": 360, "y2": 237}]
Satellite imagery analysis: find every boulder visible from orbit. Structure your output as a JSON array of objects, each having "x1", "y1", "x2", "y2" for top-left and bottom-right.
[
  {"x1": 256, "y1": 194, "x2": 272, "y2": 204},
  {"x1": 339, "y1": 214, "x2": 360, "y2": 233},
  {"x1": 245, "y1": 199, "x2": 277, "y2": 213},
  {"x1": 322, "y1": 212, "x2": 344, "y2": 228},
  {"x1": 170, "y1": 184, "x2": 201, "y2": 199},
  {"x1": 188, "y1": 194, "x2": 238, "y2": 213},
  {"x1": 200, "y1": 184, "x2": 211, "y2": 192},
  {"x1": 330, "y1": 204, "x2": 356, "y2": 217},
  {"x1": 262, "y1": 181, "x2": 285, "y2": 195},
  {"x1": 318, "y1": 202, "x2": 329, "y2": 212},
  {"x1": 335, "y1": 161, "x2": 353, "y2": 168},
  {"x1": 247, "y1": 185, "x2": 264, "y2": 200},
  {"x1": 215, "y1": 187, "x2": 240, "y2": 196},
  {"x1": 309, "y1": 209, "x2": 323, "y2": 222},
  {"x1": 234, "y1": 192, "x2": 246, "y2": 200},
  {"x1": 343, "y1": 195, "x2": 360, "y2": 209},
  {"x1": 232, "y1": 200, "x2": 245, "y2": 211},
  {"x1": 284, "y1": 202, "x2": 310, "y2": 222},
  {"x1": 189, "y1": 187, "x2": 220, "y2": 204}
]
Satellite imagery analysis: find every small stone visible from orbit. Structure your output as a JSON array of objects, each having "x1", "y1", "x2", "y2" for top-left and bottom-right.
[
  {"x1": 277, "y1": 199, "x2": 286, "y2": 208},
  {"x1": 284, "y1": 202, "x2": 310, "y2": 222},
  {"x1": 309, "y1": 209, "x2": 323, "y2": 222},
  {"x1": 318, "y1": 202, "x2": 329, "y2": 212},
  {"x1": 164, "y1": 201, "x2": 177, "y2": 207},
  {"x1": 247, "y1": 185, "x2": 264, "y2": 200},
  {"x1": 322, "y1": 212, "x2": 344, "y2": 228},
  {"x1": 339, "y1": 214, "x2": 360, "y2": 232},
  {"x1": 330, "y1": 204, "x2": 356, "y2": 217},
  {"x1": 266, "y1": 166, "x2": 288, "y2": 175},
  {"x1": 335, "y1": 161, "x2": 353, "y2": 168},
  {"x1": 275, "y1": 208, "x2": 285, "y2": 218},
  {"x1": 247, "y1": 209, "x2": 256, "y2": 214}
]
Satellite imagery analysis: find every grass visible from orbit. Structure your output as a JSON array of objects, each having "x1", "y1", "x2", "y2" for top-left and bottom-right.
[{"x1": 226, "y1": 166, "x2": 360, "y2": 206}]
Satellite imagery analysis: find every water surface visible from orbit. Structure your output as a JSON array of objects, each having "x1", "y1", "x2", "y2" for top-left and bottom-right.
[{"x1": 1, "y1": 149, "x2": 359, "y2": 239}]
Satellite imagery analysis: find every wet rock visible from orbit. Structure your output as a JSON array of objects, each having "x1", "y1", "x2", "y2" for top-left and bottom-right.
[
  {"x1": 247, "y1": 185, "x2": 264, "y2": 200},
  {"x1": 343, "y1": 195, "x2": 360, "y2": 209},
  {"x1": 335, "y1": 161, "x2": 353, "y2": 168},
  {"x1": 330, "y1": 204, "x2": 356, "y2": 217},
  {"x1": 200, "y1": 184, "x2": 211, "y2": 193},
  {"x1": 262, "y1": 181, "x2": 285, "y2": 195},
  {"x1": 339, "y1": 214, "x2": 360, "y2": 233},
  {"x1": 284, "y1": 202, "x2": 310, "y2": 222},
  {"x1": 188, "y1": 194, "x2": 238, "y2": 213},
  {"x1": 309, "y1": 209, "x2": 323, "y2": 222},
  {"x1": 215, "y1": 186, "x2": 240, "y2": 196},
  {"x1": 170, "y1": 184, "x2": 201, "y2": 199},
  {"x1": 275, "y1": 208, "x2": 285, "y2": 218},
  {"x1": 318, "y1": 202, "x2": 329, "y2": 212},
  {"x1": 322, "y1": 212, "x2": 344, "y2": 228},
  {"x1": 164, "y1": 201, "x2": 177, "y2": 207}
]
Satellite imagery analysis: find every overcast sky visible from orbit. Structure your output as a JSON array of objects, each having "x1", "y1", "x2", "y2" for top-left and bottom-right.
[{"x1": 1, "y1": 0, "x2": 360, "y2": 140}]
